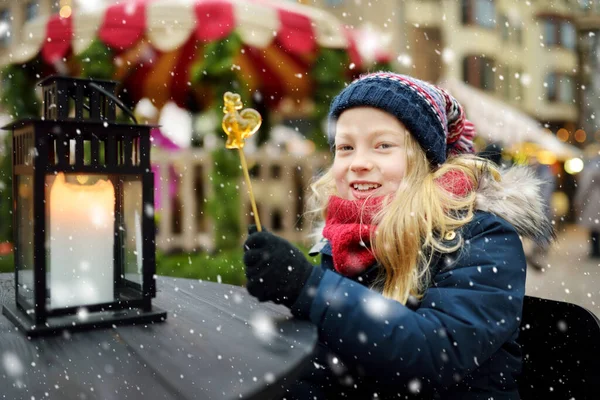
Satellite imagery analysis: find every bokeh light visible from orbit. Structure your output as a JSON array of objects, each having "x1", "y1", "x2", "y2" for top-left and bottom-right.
[
  {"x1": 59, "y1": 6, "x2": 72, "y2": 19},
  {"x1": 556, "y1": 128, "x2": 570, "y2": 142},
  {"x1": 564, "y1": 157, "x2": 584, "y2": 174},
  {"x1": 574, "y1": 129, "x2": 587, "y2": 143},
  {"x1": 537, "y1": 150, "x2": 557, "y2": 165}
]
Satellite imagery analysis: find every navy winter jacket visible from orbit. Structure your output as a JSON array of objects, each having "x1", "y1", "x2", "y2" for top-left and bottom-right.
[{"x1": 289, "y1": 211, "x2": 527, "y2": 399}]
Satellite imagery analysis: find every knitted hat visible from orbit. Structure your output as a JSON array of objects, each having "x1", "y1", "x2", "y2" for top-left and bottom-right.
[{"x1": 328, "y1": 72, "x2": 476, "y2": 166}]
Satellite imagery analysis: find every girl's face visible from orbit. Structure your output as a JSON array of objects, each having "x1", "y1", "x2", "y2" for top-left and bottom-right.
[{"x1": 332, "y1": 107, "x2": 408, "y2": 201}]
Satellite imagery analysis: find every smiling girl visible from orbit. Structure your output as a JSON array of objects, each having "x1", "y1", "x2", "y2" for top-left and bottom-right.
[
  {"x1": 332, "y1": 108, "x2": 408, "y2": 200},
  {"x1": 243, "y1": 72, "x2": 553, "y2": 399}
]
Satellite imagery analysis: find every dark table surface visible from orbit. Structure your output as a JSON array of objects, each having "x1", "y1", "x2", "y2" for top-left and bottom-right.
[{"x1": 0, "y1": 273, "x2": 318, "y2": 400}]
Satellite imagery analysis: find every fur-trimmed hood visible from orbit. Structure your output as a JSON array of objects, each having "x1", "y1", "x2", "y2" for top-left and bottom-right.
[
  {"x1": 475, "y1": 166, "x2": 555, "y2": 246},
  {"x1": 311, "y1": 166, "x2": 555, "y2": 248}
]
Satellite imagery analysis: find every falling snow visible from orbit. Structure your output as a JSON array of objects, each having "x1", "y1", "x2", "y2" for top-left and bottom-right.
[{"x1": 0, "y1": 1, "x2": 598, "y2": 399}]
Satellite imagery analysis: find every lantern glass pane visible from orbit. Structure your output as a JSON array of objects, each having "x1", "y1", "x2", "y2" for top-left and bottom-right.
[
  {"x1": 15, "y1": 174, "x2": 34, "y2": 304},
  {"x1": 121, "y1": 177, "x2": 144, "y2": 287},
  {"x1": 45, "y1": 173, "x2": 116, "y2": 309}
]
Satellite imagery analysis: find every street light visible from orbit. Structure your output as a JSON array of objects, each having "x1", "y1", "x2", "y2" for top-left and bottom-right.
[{"x1": 2, "y1": 76, "x2": 166, "y2": 336}]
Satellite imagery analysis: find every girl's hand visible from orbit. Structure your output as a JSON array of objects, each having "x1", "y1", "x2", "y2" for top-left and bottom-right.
[{"x1": 243, "y1": 229, "x2": 314, "y2": 307}]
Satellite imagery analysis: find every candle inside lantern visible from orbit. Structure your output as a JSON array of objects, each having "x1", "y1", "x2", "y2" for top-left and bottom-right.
[{"x1": 49, "y1": 173, "x2": 115, "y2": 308}]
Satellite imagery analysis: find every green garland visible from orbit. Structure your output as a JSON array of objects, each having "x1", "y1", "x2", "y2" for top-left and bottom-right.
[
  {"x1": 0, "y1": 63, "x2": 41, "y2": 119},
  {"x1": 76, "y1": 39, "x2": 115, "y2": 80},
  {"x1": 372, "y1": 60, "x2": 394, "y2": 72},
  {"x1": 309, "y1": 48, "x2": 349, "y2": 150},
  {"x1": 207, "y1": 147, "x2": 242, "y2": 251},
  {"x1": 190, "y1": 32, "x2": 248, "y2": 106}
]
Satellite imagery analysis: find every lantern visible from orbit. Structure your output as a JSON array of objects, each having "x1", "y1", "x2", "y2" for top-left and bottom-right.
[{"x1": 2, "y1": 76, "x2": 166, "y2": 336}]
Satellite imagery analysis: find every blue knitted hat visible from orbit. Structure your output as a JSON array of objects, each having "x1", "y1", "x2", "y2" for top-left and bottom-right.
[{"x1": 328, "y1": 72, "x2": 475, "y2": 166}]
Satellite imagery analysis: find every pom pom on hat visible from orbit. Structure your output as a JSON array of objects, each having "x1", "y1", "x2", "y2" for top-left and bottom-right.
[{"x1": 328, "y1": 72, "x2": 476, "y2": 166}]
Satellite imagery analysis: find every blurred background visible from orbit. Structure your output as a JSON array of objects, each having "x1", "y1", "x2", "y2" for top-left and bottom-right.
[{"x1": 0, "y1": 0, "x2": 599, "y2": 316}]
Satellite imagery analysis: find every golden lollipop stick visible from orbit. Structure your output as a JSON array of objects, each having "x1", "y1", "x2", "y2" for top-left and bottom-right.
[
  {"x1": 222, "y1": 92, "x2": 263, "y2": 231},
  {"x1": 237, "y1": 148, "x2": 261, "y2": 231}
]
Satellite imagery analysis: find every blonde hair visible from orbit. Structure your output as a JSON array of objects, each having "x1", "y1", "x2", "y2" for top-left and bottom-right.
[{"x1": 306, "y1": 133, "x2": 500, "y2": 305}]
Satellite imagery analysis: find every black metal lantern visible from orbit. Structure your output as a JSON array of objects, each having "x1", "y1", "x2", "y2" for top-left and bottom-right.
[{"x1": 2, "y1": 76, "x2": 166, "y2": 336}]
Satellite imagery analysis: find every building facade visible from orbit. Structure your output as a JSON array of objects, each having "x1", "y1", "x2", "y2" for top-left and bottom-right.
[{"x1": 308, "y1": 0, "x2": 598, "y2": 146}]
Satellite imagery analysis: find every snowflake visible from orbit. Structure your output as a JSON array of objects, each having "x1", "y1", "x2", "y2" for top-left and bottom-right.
[
  {"x1": 249, "y1": 312, "x2": 276, "y2": 342},
  {"x1": 2, "y1": 352, "x2": 24, "y2": 377}
]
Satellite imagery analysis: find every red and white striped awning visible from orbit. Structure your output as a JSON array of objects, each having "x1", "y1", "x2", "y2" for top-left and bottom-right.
[
  {"x1": 9, "y1": 0, "x2": 370, "y2": 109},
  {"x1": 14, "y1": 0, "x2": 355, "y2": 63}
]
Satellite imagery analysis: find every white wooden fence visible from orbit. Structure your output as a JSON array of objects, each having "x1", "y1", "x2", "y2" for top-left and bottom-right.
[{"x1": 152, "y1": 148, "x2": 330, "y2": 252}]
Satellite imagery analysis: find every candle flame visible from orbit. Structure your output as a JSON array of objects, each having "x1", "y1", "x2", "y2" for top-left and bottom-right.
[
  {"x1": 52, "y1": 173, "x2": 114, "y2": 193},
  {"x1": 76, "y1": 175, "x2": 89, "y2": 184},
  {"x1": 50, "y1": 173, "x2": 115, "y2": 228}
]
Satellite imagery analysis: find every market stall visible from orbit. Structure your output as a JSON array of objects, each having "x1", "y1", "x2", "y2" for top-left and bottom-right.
[{"x1": 5, "y1": 0, "x2": 383, "y2": 117}]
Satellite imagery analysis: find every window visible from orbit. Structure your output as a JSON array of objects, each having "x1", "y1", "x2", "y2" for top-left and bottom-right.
[
  {"x1": 25, "y1": 1, "x2": 39, "y2": 21},
  {"x1": 546, "y1": 73, "x2": 556, "y2": 101},
  {"x1": 544, "y1": 19, "x2": 557, "y2": 46},
  {"x1": 478, "y1": 0, "x2": 496, "y2": 27},
  {"x1": 561, "y1": 21, "x2": 577, "y2": 50},
  {"x1": 559, "y1": 75, "x2": 575, "y2": 103},
  {"x1": 482, "y1": 59, "x2": 495, "y2": 91},
  {"x1": 0, "y1": 9, "x2": 11, "y2": 48},
  {"x1": 546, "y1": 73, "x2": 575, "y2": 103},
  {"x1": 462, "y1": 0, "x2": 496, "y2": 28},
  {"x1": 542, "y1": 17, "x2": 577, "y2": 49},
  {"x1": 462, "y1": 55, "x2": 496, "y2": 92}
]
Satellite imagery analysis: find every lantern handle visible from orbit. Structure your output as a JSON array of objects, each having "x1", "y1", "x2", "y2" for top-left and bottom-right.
[{"x1": 89, "y1": 82, "x2": 138, "y2": 125}]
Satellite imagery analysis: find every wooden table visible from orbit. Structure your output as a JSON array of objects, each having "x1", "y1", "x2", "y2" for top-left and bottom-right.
[{"x1": 0, "y1": 273, "x2": 317, "y2": 400}]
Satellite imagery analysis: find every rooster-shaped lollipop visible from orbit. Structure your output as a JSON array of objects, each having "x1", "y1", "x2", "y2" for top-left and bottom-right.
[{"x1": 222, "y1": 92, "x2": 263, "y2": 231}]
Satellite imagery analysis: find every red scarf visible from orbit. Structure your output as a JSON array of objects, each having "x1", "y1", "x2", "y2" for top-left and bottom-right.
[
  {"x1": 322, "y1": 196, "x2": 384, "y2": 277},
  {"x1": 322, "y1": 171, "x2": 474, "y2": 277}
]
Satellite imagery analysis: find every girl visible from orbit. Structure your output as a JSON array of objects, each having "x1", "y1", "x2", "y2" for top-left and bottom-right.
[{"x1": 243, "y1": 72, "x2": 553, "y2": 399}]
